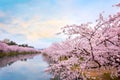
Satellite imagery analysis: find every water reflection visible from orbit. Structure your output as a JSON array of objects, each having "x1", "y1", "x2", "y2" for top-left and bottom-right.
[
  {"x1": 0, "y1": 54, "x2": 51, "y2": 80},
  {"x1": 0, "y1": 54, "x2": 38, "y2": 67}
]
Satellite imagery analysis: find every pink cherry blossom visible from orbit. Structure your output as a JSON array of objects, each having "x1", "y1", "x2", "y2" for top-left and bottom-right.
[{"x1": 43, "y1": 3, "x2": 120, "y2": 80}]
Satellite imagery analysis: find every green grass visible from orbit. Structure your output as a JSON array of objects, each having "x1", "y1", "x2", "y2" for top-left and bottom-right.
[
  {"x1": 100, "y1": 73, "x2": 119, "y2": 80},
  {"x1": 59, "y1": 56, "x2": 68, "y2": 61},
  {"x1": 0, "y1": 51, "x2": 37, "y2": 58}
]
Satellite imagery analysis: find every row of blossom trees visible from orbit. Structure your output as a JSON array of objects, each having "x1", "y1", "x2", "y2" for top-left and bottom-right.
[
  {"x1": 43, "y1": 3, "x2": 120, "y2": 80},
  {"x1": 0, "y1": 41, "x2": 39, "y2": 54}
]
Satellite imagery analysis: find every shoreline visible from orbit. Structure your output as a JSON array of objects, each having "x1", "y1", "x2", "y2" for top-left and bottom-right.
[{"x1": 0, "y1": 51, "x2": 41, "y2": 58}]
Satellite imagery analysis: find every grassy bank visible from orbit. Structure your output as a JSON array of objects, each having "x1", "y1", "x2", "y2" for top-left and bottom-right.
[{"x1": 0, "y1": 51, "x2": 40, "y2": 58}]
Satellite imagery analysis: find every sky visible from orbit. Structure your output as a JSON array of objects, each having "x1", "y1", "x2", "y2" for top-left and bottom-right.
[{"x1": 0, "y1": 0, "x2": 119, "y2": 49}]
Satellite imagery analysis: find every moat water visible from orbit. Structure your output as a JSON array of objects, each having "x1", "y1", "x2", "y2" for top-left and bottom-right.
[{"x1": 0, "y1": 54, "x2": 51, "y2": 80}]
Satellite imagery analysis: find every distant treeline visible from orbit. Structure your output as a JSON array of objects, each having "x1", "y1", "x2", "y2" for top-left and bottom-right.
[
  {"x1": 2, "y1": 39, "x2": 34, "y2": 48},
  {"x1": 0, "y1": 39, "x2": 40, "y2": 58}
]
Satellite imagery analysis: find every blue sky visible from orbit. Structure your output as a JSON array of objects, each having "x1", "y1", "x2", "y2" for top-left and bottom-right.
[{"x1": 0, "y1": 0, "x2": 119, "y2": 49}]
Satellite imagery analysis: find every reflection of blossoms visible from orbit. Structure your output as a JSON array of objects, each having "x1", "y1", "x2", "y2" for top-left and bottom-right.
[{"x1": 43, "y1": 3, "x2": 120, "y2": 80}]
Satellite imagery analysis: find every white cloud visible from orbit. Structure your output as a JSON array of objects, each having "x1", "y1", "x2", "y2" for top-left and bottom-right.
[
  {"x1": 0, "y1": 11, "x2": 5, "y2": 17},
  {"x1": 0, "y1": 15, "x2": 72, "y2": 41}
]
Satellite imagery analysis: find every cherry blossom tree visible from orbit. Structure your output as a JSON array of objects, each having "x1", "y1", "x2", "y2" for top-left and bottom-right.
[
  {"x1": 43, "y1": 3, "x2": 120, "y2": 80},
  {"x1": 0, "y1": 41, "x2": 39, "y2": 54}
]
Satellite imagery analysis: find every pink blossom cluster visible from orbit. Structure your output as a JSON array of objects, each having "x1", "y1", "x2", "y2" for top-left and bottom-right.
[
  {"x1": 43, "y1": 4, "x2": 120, "y2": 80},
  {"x1": 0, "y1": 41, "x2": 38, "y2": 53}
]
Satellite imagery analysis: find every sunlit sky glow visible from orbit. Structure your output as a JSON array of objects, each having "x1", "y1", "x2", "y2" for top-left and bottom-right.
[{"x1": 0, "y1": 0, "x2": 119, "y2": 49}]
